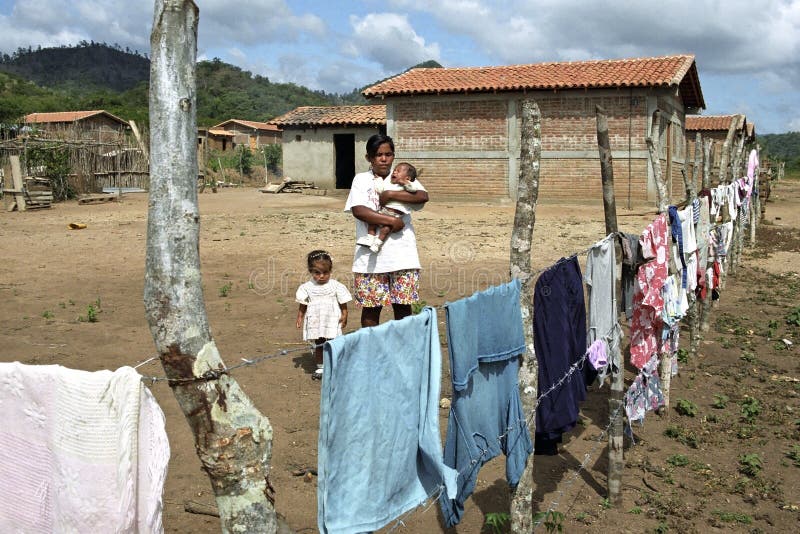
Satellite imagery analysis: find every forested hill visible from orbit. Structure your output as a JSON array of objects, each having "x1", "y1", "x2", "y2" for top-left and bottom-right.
[
  {"x1": 760, "y1": 132, "x2": 800, "y2": 173},
  {"x1": 0, "y1": 42, "x2": 150, "y2": 92},
  {"x1": 0, "y1": 43, "x2": 441, "y2": 127}
]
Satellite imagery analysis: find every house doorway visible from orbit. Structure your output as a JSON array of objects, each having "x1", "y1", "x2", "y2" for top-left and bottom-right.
[{"x1": 334, "y1": 134, "x2": 355, "y2": 189}]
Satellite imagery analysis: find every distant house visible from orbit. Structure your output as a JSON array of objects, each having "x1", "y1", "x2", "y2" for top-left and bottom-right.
[
  {"x1": 24, "y1": 110, "x2": 129, "y2": 143},
  {"x1": 685, "y1": 114, "x2": 753, "y2": 185},
  {"x1": 268, "y1": 105, "x2": 386, "y2": 189},
  {"x1": 211, "y1": 119, "x2": 282, "y2": 149},
  {"x1": 362, "y1": 55, "x2": 705, "y2": 203}
]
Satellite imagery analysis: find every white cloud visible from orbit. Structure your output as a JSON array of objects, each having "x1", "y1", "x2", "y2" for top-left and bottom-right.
[
  {"x1": 198, "y1": 0, "x2": 326, "y2": 47},
  {"x1": 788, "y1": 116, "x2": 800, "y2": 131},
  {"x1": 345, "y1": 13, "x2": 440, "y2": 72}
]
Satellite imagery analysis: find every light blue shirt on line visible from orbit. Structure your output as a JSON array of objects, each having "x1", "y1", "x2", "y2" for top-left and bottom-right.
[{"x1": 318, "y1": 307, "x2": 457, "y2": 534}]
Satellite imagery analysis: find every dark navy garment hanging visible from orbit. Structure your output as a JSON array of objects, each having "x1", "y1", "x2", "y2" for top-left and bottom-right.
[{"x1": 533, "y1": 256, "x2": 588, "y2": 455}]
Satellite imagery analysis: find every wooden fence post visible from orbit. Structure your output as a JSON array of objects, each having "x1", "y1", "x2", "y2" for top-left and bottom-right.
[
  {"x1": 595, "y1": 105, "x2": 624, "y2": 507},
  {"x1": 509, "y1": 100, "x2": 541, "y2": 534},
  {"x1": 689, "y1": 133, "x2": 704, "y2": 357},
  {"x1": 700, "y1": 139, "x2": 715, "y2": 333},
  {"x1": 144, "y1": 2, "x2": 284, "y2": 532},
  {"x1": 645, "y1": 110, "x2": 672, "y2": 411}
]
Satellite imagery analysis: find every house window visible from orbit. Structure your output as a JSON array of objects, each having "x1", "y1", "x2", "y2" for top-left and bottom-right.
[{"x1": 295, "y1": 135, "x2": 302, "y2": 142}]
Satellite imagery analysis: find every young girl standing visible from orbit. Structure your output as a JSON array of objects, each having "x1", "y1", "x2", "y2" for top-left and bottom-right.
[{"x1": 295, "y1": 250, "x2": 352, "y2": 379}]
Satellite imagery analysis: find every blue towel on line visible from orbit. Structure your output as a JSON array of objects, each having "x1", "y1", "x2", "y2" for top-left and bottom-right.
[
  {"x1": 318, "y1": 307, "x2": 457, "y2": 534},
  {"x1": 444, "y1": 278, "x2": 526, "y2": 391}
]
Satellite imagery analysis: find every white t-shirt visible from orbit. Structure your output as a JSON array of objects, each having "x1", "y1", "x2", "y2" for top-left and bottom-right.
[{"x1": 344, "y1": 170, "x2": 426, "y2": 273}]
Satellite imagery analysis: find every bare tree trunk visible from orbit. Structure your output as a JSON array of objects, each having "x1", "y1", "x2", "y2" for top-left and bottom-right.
[
  {"x1": 509, "y1": 100, "x2": 541, "y2": 534},
  {"x1": 681, "y1": 166, "x2": 700, "y2": 361},
  {"x1": 699, "y1": 139, "x2": 714, "y2": 333},
  {"x1": 645, "y1": 110, "x2": 672, "y2": 412},
  {"x1": 595, "y1": 105, "x2": 623, "y2": 507},
  {"x1": 145, "y1": 2, "x2": 281, "y2": 532},
  {"x1": 689, "y1": 133, "x2": 704, "y2": 357},
  {"x1": 645, "y1": 110, "x2": 669, "y2": 213}
]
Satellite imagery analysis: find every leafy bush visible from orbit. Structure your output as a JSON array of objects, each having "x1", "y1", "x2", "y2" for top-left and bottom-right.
[
  {"x1": 738, "y1": 453, "x2": 763, "y2": 477},
  {"x1": 675, "y1": 399, "x2": 698, "y2": 417}
]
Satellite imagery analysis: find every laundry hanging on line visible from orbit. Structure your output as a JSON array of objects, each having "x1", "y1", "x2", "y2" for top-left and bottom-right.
[
  {"x1": 0, "y1": 362, "x2": 170, "y2": 534},
  {"x1": 439, "y1": 279, "x2": 531, "y2": 528}
]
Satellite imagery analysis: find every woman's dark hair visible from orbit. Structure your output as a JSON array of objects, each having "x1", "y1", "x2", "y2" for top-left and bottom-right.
[
  {"x1": 366, "y1": 134, "x2": 394, "y2": 158},
  {"x1": 307, "y1": 249, "x2": 332, "y2": 270}
]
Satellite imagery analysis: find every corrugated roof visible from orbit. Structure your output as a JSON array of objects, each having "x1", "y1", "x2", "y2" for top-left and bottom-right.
[
  {"x1": 24, "y1": 110, "x2": 128, "y2": 126},
  {"x1": 685, "y1": 115, "x2": 739, "y2": 131},
  {"x1": 207, "y1": 128, "x2": 235, "y2": 136},
  {"x1": 363, "y1": 54, "x2": 705, "y2": 109},
  {"x1": 213, "y1": 119, "x2": 281, "y2": 132},
  {"x1": 268, "y1": 105, "x2": 386, "y2": 127}
]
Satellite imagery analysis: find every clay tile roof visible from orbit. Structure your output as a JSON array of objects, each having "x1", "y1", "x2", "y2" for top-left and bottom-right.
[
  {"x1": 685, "y1": 115, "x2": 740, "y2": 131},
  {"x1": 212, "y1": 119, "x2": 282, "y2": 132},
  {"x1": 24, "y1": 110, "x2": 128, "y2": 126},
  {"x1": 268, "y1": 105, "x2": 386, "y2": 127},
  {"x1": 363, "y1": 54, "x2": 704, "y2": 109}
]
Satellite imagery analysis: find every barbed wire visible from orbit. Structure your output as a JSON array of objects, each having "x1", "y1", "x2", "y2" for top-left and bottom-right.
[{"x1": 135, "y1": 235, "x2": 617, "y2": 386}]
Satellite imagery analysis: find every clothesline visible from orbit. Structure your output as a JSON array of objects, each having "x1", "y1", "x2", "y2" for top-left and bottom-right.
[{"x1": 135, "y1": 235, "x2": 616, "y2": 385}]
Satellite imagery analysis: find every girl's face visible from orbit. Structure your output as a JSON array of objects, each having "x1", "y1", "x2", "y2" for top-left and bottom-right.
[
  {"x1": 367, "y1": 142, "x2": 395, "y2": 178},
  {"x1": 309, "y1": 260, "x2": 332, "y2": 285}
]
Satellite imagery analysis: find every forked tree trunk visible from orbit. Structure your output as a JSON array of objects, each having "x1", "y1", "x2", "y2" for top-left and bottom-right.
[
  {"x1": 509, "y1": 100, "x2": 541, "y2": 534},
  {"x1": 645, "y1": 110, "x2": 672, "y2": 411},
  {"x1": 595, "y1": 105, "x2": 623, "y2": 507},
  {"x1": 145, "y1": 2, "x2": 281, "y2": 532}
]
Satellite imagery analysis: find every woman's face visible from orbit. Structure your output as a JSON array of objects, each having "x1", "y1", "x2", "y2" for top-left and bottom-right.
[{"x1": 368, "y1": 142, "x2": 395, "y2": 178}]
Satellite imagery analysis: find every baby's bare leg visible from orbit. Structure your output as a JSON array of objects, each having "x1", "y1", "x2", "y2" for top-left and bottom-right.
[
  {"x1": 367, "y1": 223, "x2": 378, "y2": 236},
  {"x1": 378, "y1": 225, "x2": 391, "y2": 242}
]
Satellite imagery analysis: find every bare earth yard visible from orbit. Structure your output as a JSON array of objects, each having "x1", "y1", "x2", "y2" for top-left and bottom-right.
[{"x1": 1, "y1": 180, "x2": 798, "y2": 533}]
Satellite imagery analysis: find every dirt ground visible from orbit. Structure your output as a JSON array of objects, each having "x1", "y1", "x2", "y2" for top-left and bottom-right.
[{"x1": 1, "y1": 179, "x2": 798, "y2": 533}]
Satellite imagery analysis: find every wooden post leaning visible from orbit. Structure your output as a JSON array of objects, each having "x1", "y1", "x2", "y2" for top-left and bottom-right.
[
  {"x1": 509, "y1": 100, "x2": 542, "y2": 534},
  {"x1": 595, "y1": 105, "x2": 624, "y2": 507}
]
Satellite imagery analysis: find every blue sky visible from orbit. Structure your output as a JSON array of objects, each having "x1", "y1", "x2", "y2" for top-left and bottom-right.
[{"x1": 1, "y1": 0, "x2": 798, "y2": 134}]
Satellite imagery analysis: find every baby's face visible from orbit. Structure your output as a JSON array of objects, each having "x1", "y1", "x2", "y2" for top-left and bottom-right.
[{"x1": 391, "y1": 167, "x2": 409, "y2": 184}]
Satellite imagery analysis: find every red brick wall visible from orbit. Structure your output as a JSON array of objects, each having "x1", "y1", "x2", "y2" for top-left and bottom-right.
[
  {"x1": 404, "y1": 158, "x2": 509, "y2": 198},
  {"x1": 540, "y1": 158, "x2": 650, "y2": 202},
  {"x1": 395, "y1": 100, "x2": 508, "y2": 151},
  {"x1": 390, "y1": 90, "x2": 684, "y2": 202}
]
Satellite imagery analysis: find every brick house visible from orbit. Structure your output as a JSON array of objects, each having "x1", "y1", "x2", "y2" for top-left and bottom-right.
[
  {"x1": 268, "y1": 105, "x2": 386, "y2": 189},
  {"x1": 212, "y1": 119, "x2": 282, "y2": 149},
  {"x1": 685, "y1": 114, "x2": 754, "y2": 186},
  {"x1": 363, "y1": 55, "x2": 705, "y2": 204},
  {"x1": 24, "y1": 110, "x2": 129, "y2": 143}
]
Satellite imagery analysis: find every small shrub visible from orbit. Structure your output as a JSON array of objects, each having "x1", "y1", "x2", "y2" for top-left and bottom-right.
[
  {"x1": 786, "y1": 444, "x2": 800, "y2": 467},
  {"x1": 712, "y1": 510, "x2": 752, "y2": 524},
  {"x1": 676, "y1": 348, "x2": 689, "y2": 364},
  {"x1": 41, "y1": 310, "x2": 54, "y2": 319},
  {"x1": 740, "y1": 396, "x2": 761, "y2": 421},
  {"x1": 219, "y1": 282, "x2": 233, "y2": 297},
  {"x1": 532, "y1": 510, "x2": 565, "y2": 533},
  {"x1": 786, "y1": 307, "x2": 800, "y2": 327},
  {"x1": 675, "y1": 399, "x2": 698, "y2": 417},
  {"x1": 739, "y1": 453, "x2": 763, "y2": 477},
  {"x1": 664, "y1": 425, "x2": 699, "y2": 448},
  {"x1": 666, "y1": 454, "x2": 690, "y2": 467},
  {"x1": 484, "y1": 512, "x2": 510, "y2": 534},
  {"x1": 628, "y1": 506, "x2": 642, "y2": 514},
  {"x1": 740, "y1": 350, "x2": 757, "y2": 363},
  {"x1": 411, "y1": 300, "x2": 428, "y2": 314},
  {"x1": 712, "y1": 394, "x2": 729, "y2": 409}
]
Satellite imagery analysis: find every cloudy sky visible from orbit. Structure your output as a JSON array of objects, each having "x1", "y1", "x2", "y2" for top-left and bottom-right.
[{"x1": 1, "y1": 0, "x2": 798, "y2": 133}]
